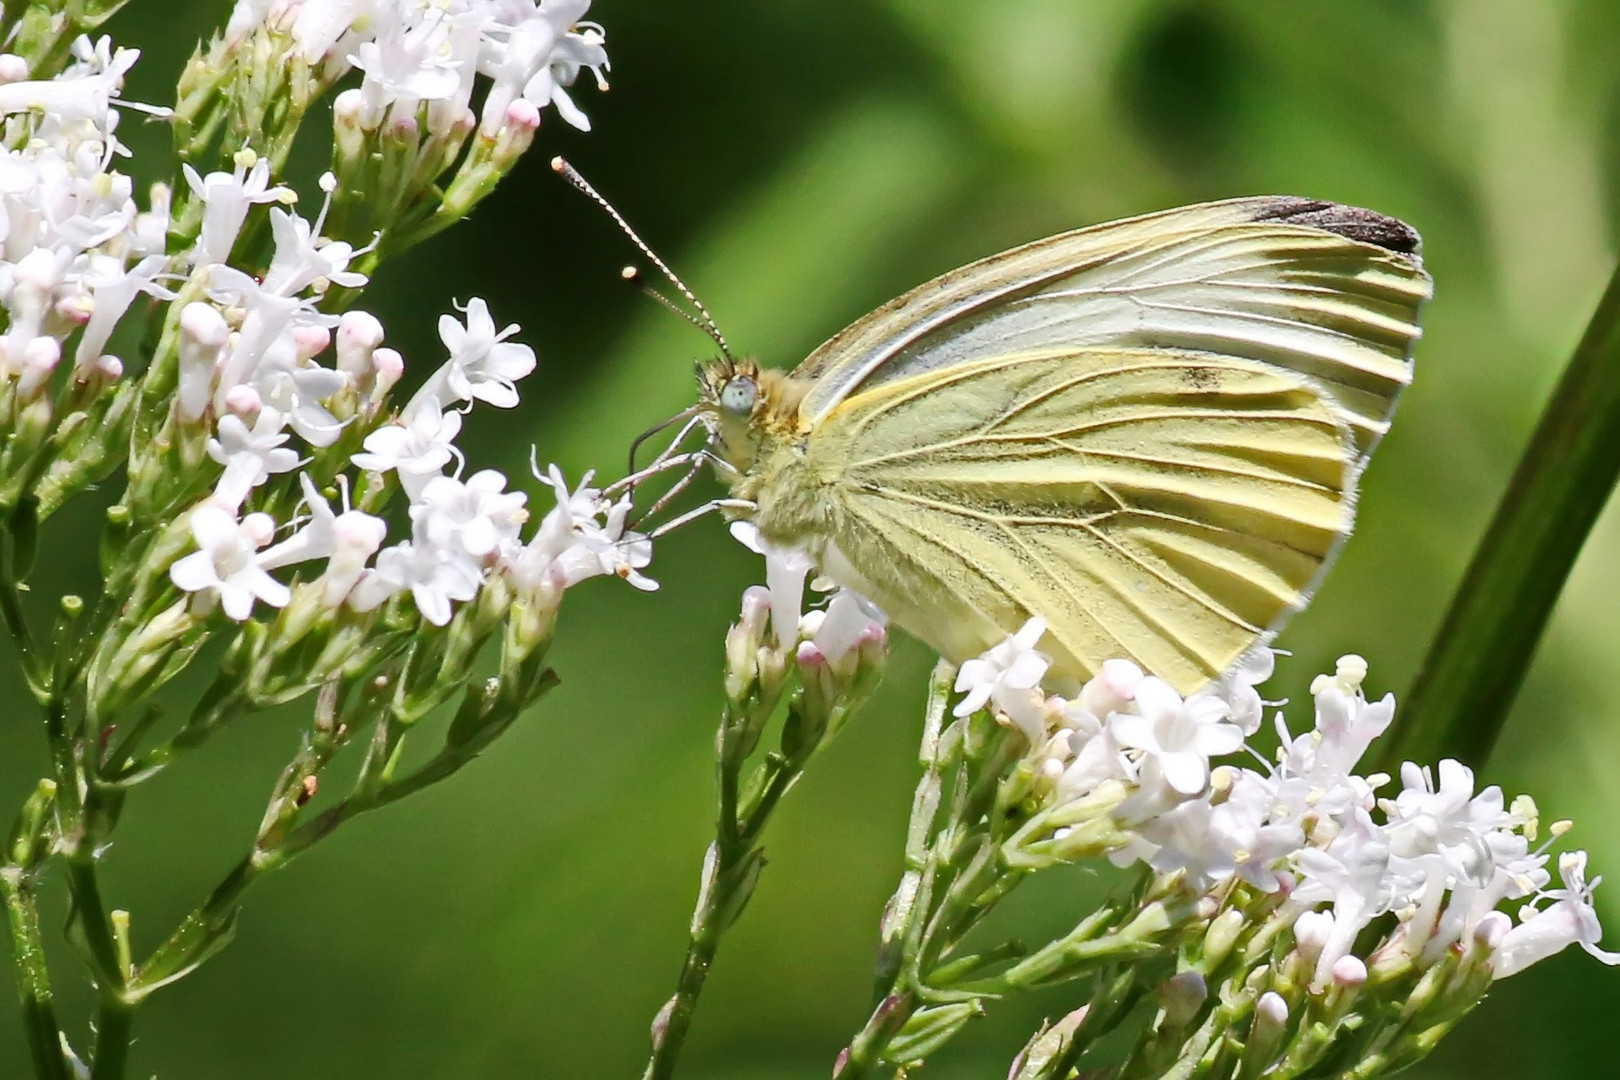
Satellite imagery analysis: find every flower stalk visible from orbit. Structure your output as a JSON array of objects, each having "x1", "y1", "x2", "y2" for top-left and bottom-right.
[{"x1": 645, "y1": 580, "x2": 887, "y2": 1080}]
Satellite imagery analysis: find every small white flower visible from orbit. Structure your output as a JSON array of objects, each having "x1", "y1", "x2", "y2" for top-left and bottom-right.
[
  {"x1": 257, "y1": 476, "x2": 388, "y2": 609},
  {"x1": 415, "y1": 296, "x2": 536, "y2": 409},
  {"x1": 350, "y1": 10, "x2": 464, "y2": 126},
  {"x1": 1290, "y1": 811, "x2": 1396, "y2": 986},
  {"x1": 183, "y1": 155, "x2": 288, "y2": 267},
  {"x1": 953, "y1": 617, "x2": 1051, "y2": 739},
  {"x1": 260, "y1": 206, "x2": 368, "y2": 296},
  {"x1": 351, "y1": 396, "x2": 463, "y2": 499},
  {"x1": 356, "y1": 539, "x2": 481, "y2": 626},
  {"x1": 729, "y1": 521, "x2": 812, "y2": 644},
  {"x1": 1209, "y1": 645, "x2": 1275, "y2": 736},
  {"x1": 807, "y1": 588, "x2": 886, "y2": 666},
  {"x1": 169, "y1": 504, "x2": 289, "y2": 620},
  {"x1": 1109, "y1": 679, "x2": 1242, "y2": 796},
  {"x1": 207, "y1": 407, "x2": 303, "y2": 510},
  {"x1": 479, "y1": 0, "x2": 610, "y2": 133},
  {"x1": 552, "y1": 493, "x2": 656, "y2": 591},
  {"x1": 411, "y1": 469, "x2": 528, "y2": 562},
  {"x1": 1493, "y1": 851, "x2": 1620, "y2": 978}
]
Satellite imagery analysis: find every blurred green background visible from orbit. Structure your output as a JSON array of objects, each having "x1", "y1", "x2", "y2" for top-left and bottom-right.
[{"x1": 4, "y1": 0, "x2": 1620, "y2": 1076}]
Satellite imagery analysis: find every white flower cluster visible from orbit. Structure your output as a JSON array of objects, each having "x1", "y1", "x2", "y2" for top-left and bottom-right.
[
  {"x1": 171, "y1": 271, "x2": 655, "y2": 623},
  {"x1": 0, "y1": 38, "x2": 172, "y2": 391},
  {"x1": 966, "y1": 620, "x2": 1618, "y2": 986},
  {"x1": 227, "y1": 0, "x2": 609, "y2": 134},
  {"x1": 0, "y1": 24, "x2": 640, "y2": 630}
]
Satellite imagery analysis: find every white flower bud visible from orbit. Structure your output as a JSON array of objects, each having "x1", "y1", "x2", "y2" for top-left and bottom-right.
[
  {"x1": 1159, "y1": 971, "x2": 1206, "y2": 1027},
  {"x1": 16, "y1": 337, "x2": 60, "y2": 398},
  {"x1": 336, "y1": 311, "x2": 385, "y2": 375},
  {"x1": 1330, "y1": 954, "x2": 1368, "y2": 987},
  {"x1": 292, "y1": 324, "x2": 331, "y2": 361},
  {"x1": 1474, "y1": 910, "x2": 1511, "y2": 951},
  {"x1": 0, "y1": 54, "x2": 28, "y2": 84},
  {"x1": 1293, "y1": 910, "x2": 1334, "y2": 963},
  {"x1": 178, "y1": 302, "x2": 230, "y2": 421},
  {"x1": 223, "y1": 384, "x2": 261, "y2": 417}
]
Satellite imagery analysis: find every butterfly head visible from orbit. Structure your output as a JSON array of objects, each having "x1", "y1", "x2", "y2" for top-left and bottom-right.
[{"x1": 697, "y1": 357, "x2": 807, "y2": 473}]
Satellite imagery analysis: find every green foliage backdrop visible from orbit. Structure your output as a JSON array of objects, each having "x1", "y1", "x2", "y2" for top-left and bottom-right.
[{"x1": 3, "y1": 0, "x2": 1618, "y2": 1075}]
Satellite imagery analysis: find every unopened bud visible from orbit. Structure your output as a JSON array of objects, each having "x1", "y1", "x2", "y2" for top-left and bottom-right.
[
  {"x1": 223, "y1": 384, "x2": 261, "y2": 417},
  {"x1": 1292, "y1": 910, "x2": 1333, "y2": 963},
  {"x1": 493, "y1": 99, "x2": 542, "y2": 169},
  {"x1": 1473, "y1": 910, "x2": 1511, "y2": 951},
  {"x1": 1330, "y1": 954, "x2": 1367, "y2": 987},
  {"x1": 0, "y1": 54, "x2": 28, "y2": 84},
  {"x1": 371, "y1": 347, "x2": 404, "y2": 395},
  {"x1": 1202, "y1": 906, "x2": 1247, "y2": 969},
  {"x1": 293, "y1": 324, "x2": 331, "y2": 361},
  {"x1": 1159, "y1": 971, "x2": 1206, "y2": 1028},
  {"x1": 1238, "y1": 990, "x2": 1291, "y2": 1075},
  {"x1": 17, "y1": 336, "x2": 60, "y2": 398},
  {"x1": 1077, "y1": 657, "x2": 1143, "y2": 717},
  {"x1": 336, "y1": 310, "x2": 385, "y2": 375}
]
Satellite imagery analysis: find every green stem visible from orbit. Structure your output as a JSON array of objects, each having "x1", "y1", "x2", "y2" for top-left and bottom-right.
[
  {"x1": 0, "y1": 534, "x2": 44, "y2": 697},
  {"x1": 642, "y1": 756, "x2": 794, "y2": 1080},
  {"x1": 88, "y1": 994, "x2": 132, "y2": 1080},
  {"x1": 1380, "y1": 260, "x2": 1620, "y2": 770},
  {"x1": 2, "y1": 873, "x2": 70, "y2": 1080}
]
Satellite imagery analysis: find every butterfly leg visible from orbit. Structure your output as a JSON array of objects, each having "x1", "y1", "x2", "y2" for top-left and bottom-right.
[{"x1": 645, "y1": 498, "x2": 757, "y2": 540}]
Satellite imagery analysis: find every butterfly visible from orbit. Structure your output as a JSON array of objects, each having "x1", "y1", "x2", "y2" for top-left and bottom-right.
[{"x1": 670, "y1": 196, "x2": 1432, "y2": 695}]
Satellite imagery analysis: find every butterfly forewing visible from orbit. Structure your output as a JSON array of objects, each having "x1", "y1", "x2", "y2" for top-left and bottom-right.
[
  {"x1": 793, "y1": 197, "x2": 1431, "y2": 468},
  {"x1": 810, "y1": 349, "x2": 1354, "y2": 692}
]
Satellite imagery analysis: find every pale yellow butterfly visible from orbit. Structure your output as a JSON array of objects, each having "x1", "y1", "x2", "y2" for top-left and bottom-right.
[{"x1": 692, "y1": 196, "x2": 1431, "y2": 695}]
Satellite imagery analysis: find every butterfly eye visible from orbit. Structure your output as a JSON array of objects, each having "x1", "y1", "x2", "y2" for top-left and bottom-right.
[{"x1": 719, "y1": 376, "x2": 758, "y2": 416}]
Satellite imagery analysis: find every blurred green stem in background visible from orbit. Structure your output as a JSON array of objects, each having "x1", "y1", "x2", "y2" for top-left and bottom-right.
[
  {"x1": 0, "y1": 872, "x2": 67, "y2": 1080},
  {"x1": 1380, "y1": 260, "x2": 1620, "y2": 772}
]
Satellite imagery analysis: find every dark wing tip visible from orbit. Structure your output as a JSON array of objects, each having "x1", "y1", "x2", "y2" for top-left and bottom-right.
[{"x1": 1248, "y1": 197, "x2": 1423, "y2": 264}]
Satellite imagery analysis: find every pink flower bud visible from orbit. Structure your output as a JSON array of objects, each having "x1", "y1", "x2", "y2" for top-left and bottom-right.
[
  {"x1": 336, "y1": 310, "x2": 385, "y2": 375},
  {"x1": 371, "y1": 347, "x2": 404, "y2": 393},
  {"x1": 241, "y1": 512, "x2": 276, "y2": 548},
  {"x1": 223, "y1": 384, "x2": 261, "y2": 417},
  {"x1": 0, "y1": 54, "x2": 28, "y2": 84},
  {"x1": 293, "y1": 324, "x2": 331, "y2": 361},
  {"x1": 796, "y1": 641, "x2": 827, "y2": 670},
  {"x1": 1330, "y1": 954, "x2": 1368, "y2": 987}
]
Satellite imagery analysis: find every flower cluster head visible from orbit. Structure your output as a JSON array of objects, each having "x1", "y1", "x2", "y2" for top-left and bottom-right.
[
  {"x1": 0, "y1": 12, "x2": 635, "y2": 637},
  {"x1": 0, "y1": 38, "x2": 171, "y2": 394},
  {"x1": 227, "y1": 0, "x2": 609, "y2": 135},
  {"x1": 956, "y1": 622, "x2": 1616, "y2": 989}
]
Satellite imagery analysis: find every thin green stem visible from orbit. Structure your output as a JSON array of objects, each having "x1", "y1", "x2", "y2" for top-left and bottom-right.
[
  {"x1": 88, "y1": 994, "x2": 132, "y2": 1080},
  {"x1": 1380, "y1": 259, "x2": 1620, "y2": 770},
  {"x1": 0, "y1": 533, "x2": 44, "y2": 697},
  {"x1": 2, "y1": 873, "x2": 70, "y2": 1080},
  {"x1": 642, "y1": 755, "x2": 791, "y2": 1080}
]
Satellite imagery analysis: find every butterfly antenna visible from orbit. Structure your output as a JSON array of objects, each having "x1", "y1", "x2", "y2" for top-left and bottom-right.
[
  {"x1": 620, "y1": 265, "x2": 711, "y2": 336},
  {"x1": 551, "y1": 156, "x2": 735, "y2": 362}
]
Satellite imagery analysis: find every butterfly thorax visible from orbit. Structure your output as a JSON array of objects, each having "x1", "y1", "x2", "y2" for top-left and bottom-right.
[{"x1": 697, "y1": 358, "x2": 830, "y2": 544}]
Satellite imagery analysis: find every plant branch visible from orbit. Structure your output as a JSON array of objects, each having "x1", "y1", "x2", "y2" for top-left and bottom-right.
[
  {"x1": 1, "y1": 871, "x2": 70, "y2": 1080},
  {"x1": 1380, "y1": 259, "x2": 1620, "y2": 770}
]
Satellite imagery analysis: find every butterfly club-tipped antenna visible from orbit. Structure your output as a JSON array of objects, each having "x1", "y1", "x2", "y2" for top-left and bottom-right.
[{"x1": 550, "y1": 155, "x2": 736, "y2": 365}]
